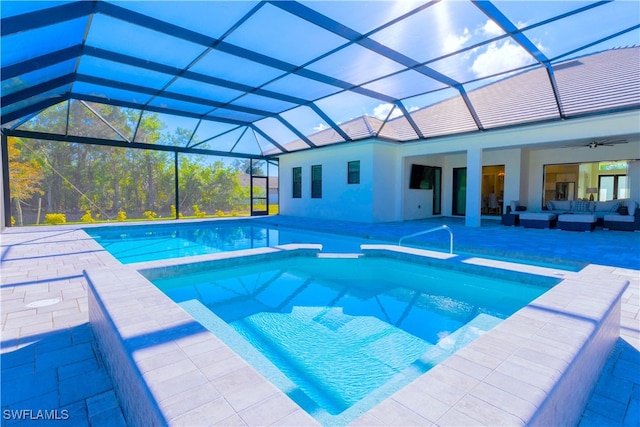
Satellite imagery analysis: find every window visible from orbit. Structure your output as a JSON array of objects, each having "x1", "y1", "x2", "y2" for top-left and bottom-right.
[
  {"x1": 598, "y1": 175, "x2": 629, "y2": 200},
  {"x1": 292, "y1": 167, "x2": 301, "y2": 198},
  {"x1": 311, "y1": 165, "x2": 322, "y2": 198},
  {"x1": 542, "y1": 160, "x2": 630, "y2": 207},
  {"x1": 347, "y1": 161, "x2": 360, "y2": 184}
]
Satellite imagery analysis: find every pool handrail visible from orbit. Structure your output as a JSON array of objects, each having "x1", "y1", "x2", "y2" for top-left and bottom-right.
[{"x1": 398, "y1": 225, "x2": 454, "y2": 254}]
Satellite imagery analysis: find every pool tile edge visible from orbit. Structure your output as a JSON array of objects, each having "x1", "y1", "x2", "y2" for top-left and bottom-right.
[
  {"x1": 85, "y1": 263, "x2": 321, "y2": 427},
  {"x1": 350, "y1": 262, "x2": 629, "y2": 427},
  {"x1": 86, "y1": 248, "x2": 628, "y2": 427}
]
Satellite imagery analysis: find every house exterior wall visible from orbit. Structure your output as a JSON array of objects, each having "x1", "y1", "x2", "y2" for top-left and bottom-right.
[
  {"x1": 402, "y1": 154, "x2": 445, "y2": 221},
  {"x1": 277, "y1": 111, "x2": 640, "y2": 224},
  {"x1": 278, "y1": 141, "x2": 403, "y2": 223},
  {"x1": 371, "y1": 144, "x2": 399, "y2": 222},
  {"x1": 527, "y1": 141, "x2": 640, "y2": 210}
]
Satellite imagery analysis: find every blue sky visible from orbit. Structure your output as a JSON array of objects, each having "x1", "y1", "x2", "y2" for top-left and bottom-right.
[{"x1": 4, "y1": 0, "x2": 639, "y2": 148}]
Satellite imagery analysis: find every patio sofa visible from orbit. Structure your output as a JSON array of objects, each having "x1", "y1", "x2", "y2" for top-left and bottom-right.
[
  {"x1": 544, "y1": 199, "x2": 638, "y2": 228},
  {"x1": 501, "y1": 200, "x2": 527, "y2": 226},
  {"x1": 603, "y1": 199, "x2": 640, "y2": 231}
]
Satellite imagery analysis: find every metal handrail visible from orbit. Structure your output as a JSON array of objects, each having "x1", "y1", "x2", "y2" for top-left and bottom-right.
[{"x1": 398, "y1": 225, "x2": 454, "y2": 254}]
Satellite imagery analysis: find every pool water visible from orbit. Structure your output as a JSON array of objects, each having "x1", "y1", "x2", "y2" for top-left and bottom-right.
[
  {"x1": 86, "y1": 221, "x2": 377, "y2": 263},
  {"x1": 152, "y1": 256, "x2": 555, "y2": 424}
]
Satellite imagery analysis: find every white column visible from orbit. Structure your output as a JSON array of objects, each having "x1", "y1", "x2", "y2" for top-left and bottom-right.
[
  {"x1": 466, "y1": 147, "x2": 483, "y2": 227},
  {"x1": 628, "y1": 159, "x2": 640, "y2": 200},
  {"x1": 396, "y1": 154, "x2": 405, "y2": 222}
]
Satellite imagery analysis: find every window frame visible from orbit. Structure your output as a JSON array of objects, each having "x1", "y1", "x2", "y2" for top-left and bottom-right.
[
  {"x1": 311, "y1": 164, "x2": 322, "y2": 199},
  {"x1": 347, "y1": 160, "x2": 360, "y2": 184},
  {"x1": 292, "y1": 166, "x2": 302, "y2": 198}
]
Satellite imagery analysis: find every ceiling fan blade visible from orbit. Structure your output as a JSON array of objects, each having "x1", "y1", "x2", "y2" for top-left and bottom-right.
[{"x1": 597, "y1": 139, "x2": 627, "y2": 145}]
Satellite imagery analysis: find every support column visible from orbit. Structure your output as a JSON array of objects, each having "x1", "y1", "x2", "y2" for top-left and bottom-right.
[
  {"x1": 465, "y1": 147, "x2": 482, "y2": 227},
  {"x1": 174, "y1": 152, "x2": 179, "y2": 220},
  {"x1": 1, "y1": 132, "x2": 11, "y2": 228}
]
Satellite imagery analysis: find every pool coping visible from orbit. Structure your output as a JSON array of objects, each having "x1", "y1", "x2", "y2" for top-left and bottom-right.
[{"x1": 85, "y1": 244, "x2": 629, "y2": 426}]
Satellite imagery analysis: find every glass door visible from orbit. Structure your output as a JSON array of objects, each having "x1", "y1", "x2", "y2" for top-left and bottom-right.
[
  {"x1": 452, "y1": 167, "x2": 466, "y2": 216},
  {"x1": 432, "y1": 167, "x2": 442, "y2": 215},
  {"x1": 598, "y1": 175, "x2": 629, "y2": 201},
  {"x1": 251, "y1": 176, "x2": 268, "y2": 215}
]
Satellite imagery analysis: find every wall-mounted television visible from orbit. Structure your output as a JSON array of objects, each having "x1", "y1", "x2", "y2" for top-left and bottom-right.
[{"x1": 409, "y1": 164, "x2": 435, "y2": 189}]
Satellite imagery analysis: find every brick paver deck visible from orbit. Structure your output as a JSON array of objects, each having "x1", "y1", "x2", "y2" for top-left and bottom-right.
[{"x1": 1, "y1": 217, "x2": 638, "y2": 426}]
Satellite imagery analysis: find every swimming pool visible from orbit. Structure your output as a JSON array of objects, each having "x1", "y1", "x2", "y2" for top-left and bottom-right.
[
  {"x1": 150, "y1": 254, "x2": 556, "y2": 425},
  {"x1": 85, "y1": 221, "x2": 379, "y2": 263}
]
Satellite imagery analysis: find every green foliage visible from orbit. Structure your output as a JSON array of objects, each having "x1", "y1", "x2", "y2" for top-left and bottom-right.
[
  {"x1": 143, "y1": 211, "x2": 157, "y2": 220},
  {"x1": 80, "y1": 210, "x2": 96, "y2": 223},
  {"x1": 9, "y1": 104, "x2": 267, "y2": 225},
  {"x1": 44, "y1": 213, "x2": 66, "y2": 225},
  {"x1": 231, "y1": 159, "x2": 267, "y2": 177},
  {"x1": 216, "y1": 210, "x2": 224, "y2": 217}
]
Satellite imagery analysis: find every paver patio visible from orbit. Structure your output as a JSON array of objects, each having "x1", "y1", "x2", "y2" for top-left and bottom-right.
[{"x1": 1, "y1": 217, "x2": 638, "y2": 426}]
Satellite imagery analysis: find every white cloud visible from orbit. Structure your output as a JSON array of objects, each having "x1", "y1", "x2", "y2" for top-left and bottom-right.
[
  {"x1": 312, "y1": 123, "x2": 329, "y2": 132},
  {"x1": 471, "y1": 40, "x2": 531, "y2": 78},
  {"x1": 481, "y1": 19, "x2": 503, "y2": 37},
  {"x1": 443, "y1": 28, "x2": 471, "y2": 53},
  {"x1": 373, "y1": 103, "x2": 392, "y2": 120},
  {"x1": 372, "y1": 103, "x2": 401, "y2": 120}
]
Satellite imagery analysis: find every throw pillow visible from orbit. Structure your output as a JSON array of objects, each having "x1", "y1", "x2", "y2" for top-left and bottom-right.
[
  {"x1": 510, "y1": 200, "x2": 519, "y2": 212},
  {"x1": 618, "y1": 205, "x2": 629, "y2": 215},
  {"x1": 573, "y1": 200, "x2": 590, "y2": 212},
  {"x1": 546, "y1": 201, "x2": 554, "y2": 210},
  {"x1": 515, "y1": 205, "x2": 527, "y2": 211}
]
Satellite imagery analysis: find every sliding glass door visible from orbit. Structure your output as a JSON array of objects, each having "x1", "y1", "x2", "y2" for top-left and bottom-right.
[
  {"x1": 452, "y1": 167, "x2": 466, "y2": 216},
  {"x1": 598, "y1": 175, "x2": 629, "y2": 201}
]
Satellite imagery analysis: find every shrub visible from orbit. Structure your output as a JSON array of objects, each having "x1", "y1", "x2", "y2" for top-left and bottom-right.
[
  {"x1": 143, "y1": 210, "x2": 157, "y2": 220},
  {"x1": 11, "y1": 216, "x2": 16, "y2": 226},
  {"x1": 216, "y1": 210, "x2": 224, "y2": 217},
  {"x1": 192, "y1": 205, "x2": 206, "y2": 218},
  {"x1": 80, "y1": 210, "x2": 96, "y2": 223},
  {"x1": 44, "y1": 213, "x2": 66, "y2": 225},
  {"x1": 170, "y1": 205, "x2": 183, "y2": 219},
  {"x1": 116, "y1": 210, "x2": 126, "y2": 222}
]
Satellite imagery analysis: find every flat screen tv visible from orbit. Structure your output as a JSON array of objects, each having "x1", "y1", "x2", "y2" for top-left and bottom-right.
[{"x1": 409, "y1": 164, "x2": 434, "y2": 189}]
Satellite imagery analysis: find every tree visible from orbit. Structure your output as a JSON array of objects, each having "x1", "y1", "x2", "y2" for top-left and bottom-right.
[
  {"x1": 232, "y1": 159, "x2": 265, "y2": 176},
  {"x1": 8, "y1": 138, "x2": 44, "y2": 225},
  {"x1": 208, "y1": 161, "x2": 249, "y2": 212}
]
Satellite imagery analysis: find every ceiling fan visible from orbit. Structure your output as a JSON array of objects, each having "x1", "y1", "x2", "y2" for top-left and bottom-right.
[
  {"x1": 582, "y1": 138, "x2": 628, "y2": 149},
  {"x1": 563, "y1": 138, "x2": 628, "y2": 149}
]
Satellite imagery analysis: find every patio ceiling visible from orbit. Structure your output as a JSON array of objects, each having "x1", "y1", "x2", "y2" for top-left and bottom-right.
[{"x1": 1, "y1": 1, "x2": 639, "y2": 158}]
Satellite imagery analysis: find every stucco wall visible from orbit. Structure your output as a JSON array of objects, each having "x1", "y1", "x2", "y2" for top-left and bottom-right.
[
  {"x1": 278, "y1": 141, "x2": 405, "y2": 223},
  {"x1": 527, "y1": 141, "x2": 640, "y2": 210},
  {"x1": 276, "y1": 111, "x2": 640, "y2": 223},
  {"x1": 402, "y1": 154, "x2": 443, "y2": 221},
  {"x1": 371, "y1": 144, "x2": 399, "y2": 222}
]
